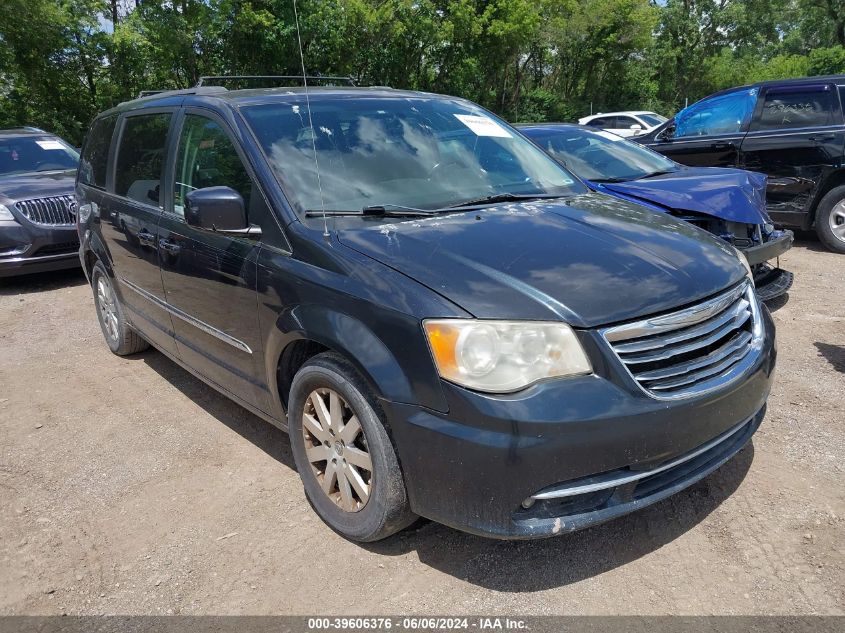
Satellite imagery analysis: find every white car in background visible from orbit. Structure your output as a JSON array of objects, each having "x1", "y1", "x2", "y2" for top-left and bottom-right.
[{"x1": 578, "y1": 111, "x2": 667, "y2": 137}]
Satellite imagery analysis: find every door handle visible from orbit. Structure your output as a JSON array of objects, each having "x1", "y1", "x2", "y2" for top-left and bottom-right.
[
  {"x1": 158, "y1": 238, "x2": 181, "y2": 255},
  {"x1": 711, "y1": 141, "x2": 735, "y2": 150},
  {"x1": 809, "y1": 134, "x2": 835, "y2": 142},
  {"x1": 138, "y1": 229, "x2": 156, "y2": 247}
]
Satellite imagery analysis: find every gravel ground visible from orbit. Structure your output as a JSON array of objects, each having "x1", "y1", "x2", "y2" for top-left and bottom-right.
[{"x1": 0, "y1": 235, "x2": 842, "y2": 616}]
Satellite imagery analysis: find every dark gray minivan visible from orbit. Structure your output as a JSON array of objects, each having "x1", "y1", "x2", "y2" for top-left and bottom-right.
[{"x1": 77, "y1": 85, "x2": 776, "y2": 541}]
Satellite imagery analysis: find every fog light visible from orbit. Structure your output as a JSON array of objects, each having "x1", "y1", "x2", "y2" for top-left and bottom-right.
[{"x1": 521, "y1": 497, "x2": 536, "y2": 509}]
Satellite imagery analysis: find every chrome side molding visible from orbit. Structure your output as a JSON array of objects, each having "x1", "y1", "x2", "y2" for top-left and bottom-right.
[{"x1": 119, "y1": 276, "x2": 253, "y2": 354}]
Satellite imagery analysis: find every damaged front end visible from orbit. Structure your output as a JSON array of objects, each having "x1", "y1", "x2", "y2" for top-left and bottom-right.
[
  {"x1": 601, "y1": 167, "x2": 794, "y2": 301},
  {"x1": 668, "y1": 210, "x2": 794, "y2": 301}
]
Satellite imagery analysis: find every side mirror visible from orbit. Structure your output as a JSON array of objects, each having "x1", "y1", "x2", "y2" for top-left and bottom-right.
[
  {"x1": 657, "y1": 124, "x2": 676, "y2": 142},
  {"x1": 630, "y1": 124, "x2": 643, "y2": 131},
  {"x1": 185, "y1": 186, "x2": 260, "y2": 238}
]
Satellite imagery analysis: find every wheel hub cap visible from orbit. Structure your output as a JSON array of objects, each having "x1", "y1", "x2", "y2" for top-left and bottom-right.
[
  {"x1": 302, "y1": 388, "x2": 373, "y2": 513},
  {"x1": 96, "y1": 276, "x2": 119, "y2": 342},
  {"x1": 831, "y1": 201, "x2": 845, "y2": 242}
]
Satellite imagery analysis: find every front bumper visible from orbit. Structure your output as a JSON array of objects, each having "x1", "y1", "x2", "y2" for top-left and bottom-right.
[
  {"x1": 0, "y1": 220, "x2": 80, "y2": 277},
  {"x1": 743, "y1": 230, "x2": 793, "y2": 266},
  {"x1": 384, "y1": 307, "x2": 776, "y2": 539}
]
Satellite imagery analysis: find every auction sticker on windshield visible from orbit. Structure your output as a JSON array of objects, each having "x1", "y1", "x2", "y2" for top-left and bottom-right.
[
  {"x1": 35, "y1": 140, "x2": 67, "y2": 150},
  {"x1": 454, "y1": 114, "x2": 512, "y2": 138}
]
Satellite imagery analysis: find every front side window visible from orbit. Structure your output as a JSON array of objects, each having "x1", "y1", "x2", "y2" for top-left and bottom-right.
[
  {"x1": 243, "y1": 97, "x2": 583, "y2": 214},
  {"x1": 114, "y1": 113, "x2": 172, "y2": 206},
  {"x1": 615, "y1": 116, "x2": 639, "y2": 129},
  {"x1": 753, "y1": 86, "x2": 837, "y2": 131},
  {"x1": 533, "y1": 127, "x2": 678, "y2": 182},
  {"x1": 0, "y1": 136, "x2": 78, "y2": 177},
  {"x1": 79, "y1": 115, "x2": 116, "y2": 188},
  {"x1": 674, "y1": 89, "x2": 758, "y2": 138},
  {"x1": 173, "y1": 115, "x2": 253, "y2": 218}
]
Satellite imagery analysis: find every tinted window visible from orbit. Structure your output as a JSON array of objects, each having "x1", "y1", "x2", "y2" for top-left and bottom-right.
[
  {"x1": 753, "y1": 87, "x2": 837, "y2": 131},
  {"x1": 243, "y1": 97, "x2": 583, "y2": 214},
  {"x1": 615, "y1": 116, "x2": 638, "y2": 128},
  {"x1": 114, "y1": 113, "x2": 171, "y2": 205},
  {"x1": 675, "y1": 89, "x2": 758, "y2": 138},
  {"x1": 79, "y1": 115, "x2": 116, "y2": 188},
  {"x1": 173, "y1": 115, "x2": 253, "y2": 218},
  {"x1": 0, "y1": 136, "x2": 78, "y2": 177},
  {"x1": 638, "y1": 114, "x2": 665, "y2": 127},
  {"x1": 587, "y1": 118, "x2": 608, "y2": 127}
]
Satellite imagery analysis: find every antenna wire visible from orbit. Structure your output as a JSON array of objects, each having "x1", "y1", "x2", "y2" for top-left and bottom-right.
[{"x1": 293, "y1": 0, "x2": 329, "y2": 237}]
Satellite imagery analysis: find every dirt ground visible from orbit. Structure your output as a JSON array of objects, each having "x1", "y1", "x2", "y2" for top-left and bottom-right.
[{"x1": 0, "y1": 235, "x2": 842, "y2": 616}]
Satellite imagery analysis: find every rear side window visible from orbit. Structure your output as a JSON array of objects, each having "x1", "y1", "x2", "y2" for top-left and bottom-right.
[
  {"x1": 114, "y1": 113, "x2": 172, "y2": 205},
  {"x1": 587, "y1": 118, "x2": 608, "y2": 128},
  {"x1": 79, "y1": 115, "x2": 116, "y2": 188},
  {"x1": 753, "y1": 86, "x2": 837, "y2": 131}
]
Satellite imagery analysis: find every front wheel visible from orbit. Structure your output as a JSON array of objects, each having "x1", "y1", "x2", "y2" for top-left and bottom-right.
[
  {"x1": 815, "y1": 186, "x2": 845, "y2": 253},
  {"x1": 287, "y1": 352, "x2": 416, "y2": 542}
]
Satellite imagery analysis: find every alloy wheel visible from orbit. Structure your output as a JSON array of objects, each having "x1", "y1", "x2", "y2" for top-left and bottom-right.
[
  {"x1": 831, "y1": 200, "x2": 845, "y2": 243},
  {"x1": 301, "y1": 388, "x2": 373, "y2": 512},
  {"x1": 96, "y1": 276, "x2": 119, "y2": 342}
]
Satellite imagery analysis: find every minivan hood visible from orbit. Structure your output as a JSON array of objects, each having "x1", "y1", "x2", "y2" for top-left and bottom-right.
[
  {"x1": 0, "y1": 170, "x2": 76, "y2": 204},
  {"x1": 338, "y1": 194, "x2": 747, "y2": 327},
  {"x1": 600, "y1": 167, "x2": 769, "y2": 225}
]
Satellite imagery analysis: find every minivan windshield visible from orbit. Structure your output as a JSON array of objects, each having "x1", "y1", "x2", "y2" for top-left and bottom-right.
[
  {"x1": 243, "y1": 96, "x2": 585, "y2": 213},
  {"x1": 529, "y1": 126, "x2": 679, "y2": 183},
  {"x1": 0, "y1": 136, "x2": 79, "y2": 176}
]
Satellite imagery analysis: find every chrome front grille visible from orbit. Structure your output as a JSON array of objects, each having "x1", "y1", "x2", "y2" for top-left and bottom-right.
[
  {"x1": 602, "y1": 282, "x2": 763, "y2": 400},
  {"x1": 15, "y1": 195, "x2": 77, "y2": 226}
]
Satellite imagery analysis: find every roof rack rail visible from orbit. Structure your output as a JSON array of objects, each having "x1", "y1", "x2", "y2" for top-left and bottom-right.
[
  {"x1": 196, "y1": 75, "x2": 356, "y2": 87},
  {"x1": 138, "y1": 90, "x2": 166, "y2": 98},
  {"x1": 2, "y1": 126, "x2": 46, "y2": 133}
]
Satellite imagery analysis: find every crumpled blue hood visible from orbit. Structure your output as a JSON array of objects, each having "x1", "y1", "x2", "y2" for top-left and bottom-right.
[{"x1": 599, "y1": 167, "x2": 769, "y2": 225}]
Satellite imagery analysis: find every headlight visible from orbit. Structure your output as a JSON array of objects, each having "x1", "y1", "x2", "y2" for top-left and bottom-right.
[
  {"x1": 423, "y1": 319, "x2": 592, "y2": 393},
  {"x1": 732, "y1": 245, "x2": 753, "y2": 280},
  {"x1": 0, "y1": 203, "x2": 17, "y2": 222}
]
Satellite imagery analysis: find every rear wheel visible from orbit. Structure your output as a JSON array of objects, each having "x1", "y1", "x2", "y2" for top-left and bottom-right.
[
  {"x1": 91, "y1": 262, "x2": 149, "y2": 356},
  {"x1": 287, "y1": 352, "x2": 416, "y2": 541},
  {"x1": 815, "y1": 186, "x2": 845, "y2": 254}
]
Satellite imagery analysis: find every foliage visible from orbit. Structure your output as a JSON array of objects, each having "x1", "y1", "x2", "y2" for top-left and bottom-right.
[{"x1": 1, "y1": 0, "x2": 844, "y2": 145}]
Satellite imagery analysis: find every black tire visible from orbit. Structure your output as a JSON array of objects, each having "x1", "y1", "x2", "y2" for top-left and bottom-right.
[
  {"x1": 91, "y1": 261, "x2": 149, "y2": 356},
  {"x1": 815, "y1": 185, "x2": 845, "y2": 254},
  {"x1": 287, "y1": 352, "x2": 416, "y2": 542}
]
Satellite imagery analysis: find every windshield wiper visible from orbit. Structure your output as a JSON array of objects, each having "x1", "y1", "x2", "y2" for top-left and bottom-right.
[
  {"x1": 305, "y1": 203, "x2": 438, "y2": 218},
  {"x1": 639, "y1": 169, "x2": 677, "y2": 179},
  {"x1": 304, "y1": 194, "x2": 569, "y2": 218},
  {"x1": 440, "y1": 192, "x2": 569, "y2": 209},
  {"x1": 591, "y1": 176, "x2": 632, "y2": 184}
]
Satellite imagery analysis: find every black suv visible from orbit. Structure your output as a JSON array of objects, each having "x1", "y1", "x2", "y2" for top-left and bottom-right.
[
  {"x1": 0, "y1": 128, "x2": 81, "y2": 276},
  {"x1": 637, "y1": 75, "x2": 845, "y2": 253},
  {"x1": 77, "y1": 85, "x2": 775, "y2": 541}
]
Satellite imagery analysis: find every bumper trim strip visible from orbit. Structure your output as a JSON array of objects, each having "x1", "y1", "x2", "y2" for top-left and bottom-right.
[{"x1": 530, "y1": 419, "x2": 748, "y2": 501}]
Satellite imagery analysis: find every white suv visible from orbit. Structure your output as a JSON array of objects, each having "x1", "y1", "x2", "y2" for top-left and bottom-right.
[{"x1": 578, "y1": 111, "x2": 667, "y2": 137}]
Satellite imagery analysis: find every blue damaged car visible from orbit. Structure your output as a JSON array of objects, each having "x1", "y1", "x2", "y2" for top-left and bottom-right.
[{"x1": 519, "y1": 123, "x2": 794, "y2": 301}]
